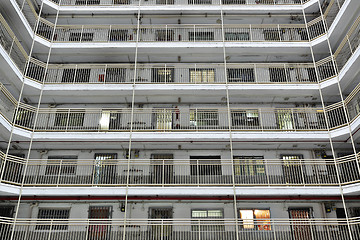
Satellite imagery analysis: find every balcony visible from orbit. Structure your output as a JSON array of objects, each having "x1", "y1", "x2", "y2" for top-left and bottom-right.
[
  {"x1": 46, "y1": 0, "x2": 310, "y2": 6},
  {"x1": 0, "y1": 217, "x2": 358, "y2": 240},
  {"x1": 1, "y1": 151, "x2": 359, "y2": 187},
  {"x1": 1, "y1": 12, "x2": 358, "y2": 90}
]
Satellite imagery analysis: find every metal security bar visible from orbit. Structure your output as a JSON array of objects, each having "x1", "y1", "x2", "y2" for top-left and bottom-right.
[
  {"x1": 48, "y1": 0, "x2": 310, "y2": 6},
  {"x1": 0, "y1": 217, "x2": 358, "y2": 240}
]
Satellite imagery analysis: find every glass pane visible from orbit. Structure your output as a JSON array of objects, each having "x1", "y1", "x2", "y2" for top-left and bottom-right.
[{"x1": 240, "y1": 210, "x2": 254, "y2": 229}]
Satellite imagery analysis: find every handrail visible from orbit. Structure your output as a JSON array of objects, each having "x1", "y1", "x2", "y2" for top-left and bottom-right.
[{"x1": 45, "y1": 0, "x2": 312, "y2": 6}]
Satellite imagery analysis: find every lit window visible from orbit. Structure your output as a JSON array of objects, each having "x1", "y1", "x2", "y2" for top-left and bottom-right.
[
  {"x1": 239, "y1": 209, "x2": 271, "y2": 230},
  {"x1": 190, "y1": 69, "x2": 215, "y2": 83}
]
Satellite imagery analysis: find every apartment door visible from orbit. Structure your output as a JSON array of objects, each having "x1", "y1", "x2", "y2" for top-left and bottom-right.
[
  {"x1": 282, "y1": 155, "x2": 304, "y2": 184},
  {"x1": 150, "y1": 154, "x2": 174, "y2": 184},
  {"x1": 289, "y1": 208, "x2": 313, "y2": 240},
  {"x1": 88, "y1": 206, "x2": 112, "y2": 240},
  {"x1": 94, "y1": 154, "x2": 117, "y2": 185},
  {"x1": 149, "y1": 208, "x2": 173, "y2": 240}
]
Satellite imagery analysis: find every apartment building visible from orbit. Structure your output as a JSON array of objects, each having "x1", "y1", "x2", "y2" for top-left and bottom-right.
[{"x1": 0, "y1": 0, "x2": 359, "y2": 239}]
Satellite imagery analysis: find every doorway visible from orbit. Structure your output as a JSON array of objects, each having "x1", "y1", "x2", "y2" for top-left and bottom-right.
[
  {"x1": 88, "y1": 206, "x2": 112, "y2": 240},
  {"x1": 289, "y1": 208, "x2": 313, "y2": 240},
  {"x1": 94, "y1": 153, "x2": 117, "y2": 185},
  {"x1": 149, "y1": 208, "x2": 173, "y2": 240},
  {"x1": 150, "y1": 154, "x2": 174, "y2": 184},
  {"x1": 282, "y1": 155, "x2": 304, "y2": 184}
]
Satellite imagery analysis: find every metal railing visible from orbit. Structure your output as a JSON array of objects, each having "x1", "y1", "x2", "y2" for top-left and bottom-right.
[
  {"x1": 37, "y1": 22, "x2": 313, "y2": 42},
  {"x1": 27, "y1": 60, "x2": 323, "y2": 84},
  {"x1": 0, "y1": 217, "x2": 358, "y2": 240},
  {"x1": 334, "y1": 15, "x2": 360, "y2": 72},
  {"x1": 10, "y1": 106, "x2": 328, "y2": 132},
  {"x1": 1, "y1": 151, "x2": 360, "y2": 187},
  {"x1": 47, "y1": 0, "x2": 310, "y2": 6},
  {"x1": 0, "y1": 15, "x2": 28, "y2": 72}
]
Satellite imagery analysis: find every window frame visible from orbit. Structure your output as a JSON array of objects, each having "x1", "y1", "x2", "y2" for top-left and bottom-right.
[
  {"x1": 238, "y1": 209, "x2": 271, "y2": 231},
  {"x1": 45, "y1": 156, "x2": 78, "y2": 176},
  {"x1": 36, "y1": 208, "x2": 70, "y2": 231}
]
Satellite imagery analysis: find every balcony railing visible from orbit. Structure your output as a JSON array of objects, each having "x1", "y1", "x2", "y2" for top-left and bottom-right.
[
  {"x1": 0, "y1": 217, "x2": 358, "y2": 240},
  {"x1": 46, "y1": 0, "x2": 311, "y2": 6},
  {"x1": 1, "y1": 151, "x2": 360, "y2": 187},
  {"x1": 1, "y1": 12, "x2": 357, "y2": 87},
  {"x1": 33, "y1": 17, "x2": 314, "y2": 43},
  {"x1": 26, "y1": 60, "x2": 324, "y2": 84}
]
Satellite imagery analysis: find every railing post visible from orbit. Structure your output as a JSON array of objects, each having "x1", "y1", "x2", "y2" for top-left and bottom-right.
[
  {"x1": 193, "y1": 25, "x2": 196, "y2": 42},
  {"x1": 272, "y1": 221, "x2": 277, "y2": 240},
  {"x1": 277, "y1": 24, "x2": 282, "y2": 42},
  {"x1": 73, "y1": 65, "x2": 78, "y2": 84},
  {"x1": 249, "y1": 24, "x2": 253, "y2": 42},
  {"x1": 104, "y1": 64, "x2": 108, "y2": 84},
  {"x1": 197, "y1": 159, "x2": 200, "y2": 186},
  {"x1": 284, "y1": 64, "x2": 289, "y2": 83},
  {"x1": 56, "y1": 158, "x2": 62, "y2": 186},
  {"x1": 47, "y1": 219, "x2": 53, "y2": 240},
  {"x1": 108, "y1": 25, "x2": 112, "y2": 42},
  {"x1": 253, "y1": 64, "x2": 258, "y2": 83},
  {"x1": 346, "y1": 35, "x2": 353, "y2": 54},
  {"x1": 80, "y1": 25, "x2": 84, "y2": 42},
  {"x1": 165, "y1": 64, "x2": 167, "y2": 84},
  {"x1": 291, "y1": 108, "x2": 296, "y2": 131},
  {"x1": 198, "y1": 220, "x2": 201, "y2": 240},
  {"x1": 65, "y1": 109, "x2": 71, "y2": 132},
  {"x1": 8, "y1": 36, "x2": 16, "y2": 56}
]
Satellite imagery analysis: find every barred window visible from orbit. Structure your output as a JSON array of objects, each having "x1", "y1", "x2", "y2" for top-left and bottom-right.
[
  {"x1": 36, "y1": 209, "x2": 70, "y2": 230},
  {"x1": 45, "y1": 156, "x2": 77, "y2": 175}
]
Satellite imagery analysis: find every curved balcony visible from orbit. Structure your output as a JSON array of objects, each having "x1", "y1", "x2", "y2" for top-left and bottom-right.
[
  {"x1": 1, "y1": 13, "x2": 359, "y2": 95},
  {"x1": 0, "y1": 217, "x2": 358, "y2": 240},
  {"x1": 0, "y1": 151, "x2": 359, "y2": 188}
]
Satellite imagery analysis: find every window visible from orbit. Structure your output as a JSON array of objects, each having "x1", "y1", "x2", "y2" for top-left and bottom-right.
[
  {"x1": 188, "y1": 0, "x2": 212, "y2": 4},
  {"x1": 156, "y1": 30, "x2": 174, "y2": 41},
  {"x1": 156, "y1": 0, "x2": 174, "y2": 4},
  {"x1": 190, "y1": 156, "x2": 222, "y2": 176},
  {"x1": 225, "y1": 32, "x2": 250, "y2": 41},
  {"x1": 75, "y1": 0, "x2": 100, "y2": 4},
  {"x1": 54, "y1": 110, "x2": 85, "y2": 127},
  {"x1": 190, "y1": 69, "x2": 215, "y2": 83},
  {"x1": 36, "y1": 209, "x2": 70, "y2": 230},
  {"x1": 269, "y1": 68, "x2": 287, "y2": 82},
  {"x1": 45, "y1": 156, "x2": 78, "y2": 176},
  {"x1": 109, "y1": 29, "x2": 128, "y2": 41},
  {"x1": 69, "y1": 32, "x2": 94, "y2": 42},
  {"x1": 61, "y1": 68, "x2": 91, "y2": 83},
  {"x1": 263, "y1": 30, "x2": 280, "y2": 41},
  {"x1": 94, "y1": 153, "x2": 117, "y2": 184},
  {"x1": 282, "y1": 155, "x2": 304, "y2": 184},
  {"x1": 155, "y1": 109, "x2": 173, "y2": 130},
  {"x1": 192, "y1": 209, "x2": 224, "y2": 232},
  {"x1": 239, "y1": 209, "x2": 271, "y2": 230},
  {"x1": 189, "y1": 32, "x2": 214, "y2": 41},
  {"x1": 234, "y1": 156, "x2": 265, "y2": 176},
  {"x1": 106, "y1": 68, "x2": 126, "y2": 82},
  {"x1": 190, "y1": 109, "x2": 218, "y2": 128},
  {"x1": 227, "y1": 68, "x2": 255, "y2": 82},
  {"x1": 231, "y1": 110, "x2": 259, "y2": 128},
  {"x1": 192, "y1": 209, "x2": 223, "y2": 218},
  {"x1": 152, "y1": 68, "x2": 174, "y2": 82},
  {"x1": 223, "y1": 0, "x2": 245, "y2": 4},
  {"x1": 276, "y1": 110, "x2": 293, "y2": 130}
]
